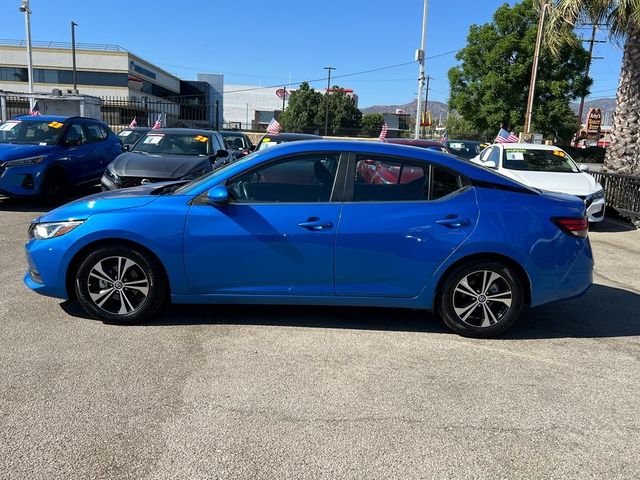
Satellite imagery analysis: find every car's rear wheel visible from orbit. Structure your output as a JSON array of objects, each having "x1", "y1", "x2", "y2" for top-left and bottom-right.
[
  {"x1": 74, "y1": 246, "x2": 166, "y2": 324},
  {"x1": 439, "y1": 261, "x2": 523, "y2": 338}
]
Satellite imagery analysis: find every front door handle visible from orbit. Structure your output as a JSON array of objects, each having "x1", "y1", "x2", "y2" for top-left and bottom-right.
[
  {"x1": 298, "y1": 218, "x2": 334, "y2": 231},
  {"x1": 436, "y1": 216, "x2": 471, "y2": 228}
]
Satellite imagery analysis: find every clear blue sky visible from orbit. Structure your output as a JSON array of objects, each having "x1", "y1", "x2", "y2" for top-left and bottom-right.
[{"x1": 0, "y1": 0, "x2": 623, "y2": 107}]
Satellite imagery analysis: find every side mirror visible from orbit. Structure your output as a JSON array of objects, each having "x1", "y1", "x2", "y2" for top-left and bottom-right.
[
  {"x1": 123, "y1": 144, "x2": 131, "y2": 152},
  {"x1": 579, "y1": 164, "x2": 590, "y2": 172},
  {"x1": 215, "y1": 149, "x2": 229, "y2": 158},
  {"x1": 483, "y1": 160, "x2": 497, "y2": 169},
  {"x1": 207, "y1": 184, "x2": 229, "y2": 205}
]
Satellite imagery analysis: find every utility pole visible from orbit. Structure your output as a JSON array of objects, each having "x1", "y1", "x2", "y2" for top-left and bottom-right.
[
  {"x1": 19, "y1": 0, "x2": 34, "y2": 108},
  {"x1": 422, "y1": 75, "x2": 431, "y2": 137},
  {"x1": 415, "y1": 0, "x2": 428, "y2": 139},
  {"x1": 575, "y1": 25, "x2": 605, "y2": 144},
  {"x1": 524, "y1": 0, "x2": 549, "y2": 134},
  {"x1": 323, "y1": 66, "x2": 335, "y2": 136},
  {"x1": 71, "y1": 21, "x2": 78, "y2": 93}
]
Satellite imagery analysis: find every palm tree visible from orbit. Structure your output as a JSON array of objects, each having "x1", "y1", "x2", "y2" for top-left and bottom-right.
[{"x1": 540, "y1": 0, "x2": 640, "y2": 175}]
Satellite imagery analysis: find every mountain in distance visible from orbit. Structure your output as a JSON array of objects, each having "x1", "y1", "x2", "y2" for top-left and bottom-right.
[
  {"x1": 361, "y1": 97, "x2": 617, "y2": 124},
  {"x1": 361, "y1": 99, "x2": 448, "y2": 121}
]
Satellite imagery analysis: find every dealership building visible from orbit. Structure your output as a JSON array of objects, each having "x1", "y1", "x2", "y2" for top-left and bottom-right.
[{"x1": 0, "y1": 40, "x2": 223, "y2": 128}]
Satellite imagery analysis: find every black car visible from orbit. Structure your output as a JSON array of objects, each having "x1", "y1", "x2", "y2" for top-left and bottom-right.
[
  {"x1": 117, "y1": 127, "x2": 151, "y2": 148},
  {"x1": 256, "y1": 132, "x2": 323, "y2": 151},
  {"x1": 444, "y1": 140, "x2": 490, "y2": 161},
  {"x1": 219, "y1": 130, "x2": 254, "y2": 158},
  {"x1": 101, "y1": 128, "x2": 231, "y2": 190}
]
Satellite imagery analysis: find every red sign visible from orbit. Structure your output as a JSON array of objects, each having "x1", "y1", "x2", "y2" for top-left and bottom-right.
[{"x1": 275, "y1": 88, "x2": 288, "y2": 99}]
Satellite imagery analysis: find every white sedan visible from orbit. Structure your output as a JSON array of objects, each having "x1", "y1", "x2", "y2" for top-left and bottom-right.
[{"x1": 471, "y1": 143, "x2": 605, "y2": 223}]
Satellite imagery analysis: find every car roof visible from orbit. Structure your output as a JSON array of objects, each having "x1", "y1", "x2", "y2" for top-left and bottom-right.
[
  {"x1": 446, "y1": 139, "x2": 483, "y2": 144},
  {"x1": 147, "y1": 128, "x2": 216, "y2": 136},
  {"x1": 385, "y1": 138, "x2": 445, "y2": 147},
  {"x1": 12, "y1": 115, "x2": 102, "y2": 123},
  {"x1": 120, "y1": 127, "x2": 151, "y2": 131},
  {"x1": 219, "y1": 130, "x2": 247, "y2": 136},
  {"x1": 261, "y1": 133, "x2": 322, "y2": 141},
  {"x1": 495, "y1": 143, "x2": 561, "y2": 151}
]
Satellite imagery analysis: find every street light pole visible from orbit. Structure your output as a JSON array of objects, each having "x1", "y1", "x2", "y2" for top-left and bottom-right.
[
  {"x1": 414, "y1": 0, "x2": 428, "y2": 139},
  {"x1": 71, "y1": 21, "x2": 78, "y2": 93},
  {"x1": 19, "y1": 0, "x2": 34, "y2": 108},
  {"x1": 323, "y1": 66, "x2": 335, "y2": 136},
  {"x1": 524, "y1": 0, "x2": 549, "y2": 135}
]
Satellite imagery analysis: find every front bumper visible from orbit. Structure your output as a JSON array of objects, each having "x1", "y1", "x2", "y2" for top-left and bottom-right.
[
  {"x1": 586, "y1": 197, "x2": 605, "y2": 223},
  {"x1": 23, "y1": 236, "x2": 72, "y2": 299},
  {"x1": 0, "y1": 164, "x2": 44, "y2": 197}
]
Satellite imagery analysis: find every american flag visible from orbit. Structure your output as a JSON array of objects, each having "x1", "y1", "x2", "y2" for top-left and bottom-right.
[
  {"x1": 440, "y1": 131, "x2": 448, "y2": 142},
  {"x1": 378, "y1": 123, "x2": 388, "y2": 141},
  {"x1": 495, "y1": 128, "x2": 519, "y2": 143},
  {"x1": 129, "y1": 117, "x2": 138, "y2": 128},
  {"x1": 266, "y1": 117, "x2": 281, "y2": 134},
  {"x1": 152, "y1": 113, "x2": 165, "y2": 130},
  {"x1": 30, "y1": 101, "x2": 41, "y2": 116}
]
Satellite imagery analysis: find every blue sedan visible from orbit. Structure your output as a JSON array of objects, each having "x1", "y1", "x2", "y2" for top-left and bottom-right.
[{"x1": 24, "y1": 140, "x2": 593, "y2": 337}]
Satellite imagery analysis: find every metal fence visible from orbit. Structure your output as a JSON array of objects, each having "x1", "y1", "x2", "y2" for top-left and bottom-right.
[{"x1": 591, "y1": 171, "x2": 640, "y2": 219}]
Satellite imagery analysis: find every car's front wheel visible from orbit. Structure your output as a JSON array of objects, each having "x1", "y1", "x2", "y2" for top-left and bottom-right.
[
  {"x1": 74, "y1": 246, "x2": 166, "y2": 324},
  {"x1": 439, "y1": 261, "x2": 524, "y2": 338}
]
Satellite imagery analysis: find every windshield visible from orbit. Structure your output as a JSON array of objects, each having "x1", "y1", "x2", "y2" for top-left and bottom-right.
[
  {"x1": 0, "y1": 119, "x2": 64, "y2": 145},
  {"x1": 503, "y1": 148, "x2": 579, "y2": 173},
  {"x1": 132, "y1": 133, "x2": 211, "y2": 156},
  {"x1": 221, "y1": 133, "x2": 248, "y2": 150},
  {"x1": 446, "y1": 141, "x2": 483, "y2": 160},
  {"x1": 118, "y1": 129, "x2": 146, "y2": 146}
]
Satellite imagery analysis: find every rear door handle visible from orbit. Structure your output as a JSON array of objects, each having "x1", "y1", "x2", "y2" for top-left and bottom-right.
[
  {"x1": 436, "y1": 217, "x2": 471, "y2": 228},
  {"x1": 298, "y1": 219, "x2": 334, "y2": 231}
]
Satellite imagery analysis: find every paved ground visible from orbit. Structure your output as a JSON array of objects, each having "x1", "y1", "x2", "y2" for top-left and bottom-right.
[{"x1": 1, "y1": 198, "x2": 639, "y2": 479}]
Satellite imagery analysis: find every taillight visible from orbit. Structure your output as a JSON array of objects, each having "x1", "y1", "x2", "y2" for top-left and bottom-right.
[{"x1": 552, "y1": 217, "x2": 589, "y2": 238}]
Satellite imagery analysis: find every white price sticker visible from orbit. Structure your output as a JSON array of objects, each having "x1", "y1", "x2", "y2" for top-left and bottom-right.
[
  {"x1": 0, "y1": 121, "x2": 20, "y2": 131},
  {"x1": 506, "y1": 151, "x2": 524, "y2": 161},
  {"x1": 118, "y1": 130, "x2": 132, "y2": 137},
  {"x1": 449, "y1": 142, "x2": 463, "y2": 149},
  {"x1": 143, "y1": 134, "x2": 164, "y2": 145}
]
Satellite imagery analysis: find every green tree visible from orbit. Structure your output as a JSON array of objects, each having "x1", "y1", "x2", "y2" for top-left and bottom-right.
[
  {"x1": 444, "y1": 112, "x2": 483, "y2": 139},
  {"x1": 541, "y1": 0, "x2": 640, "y2": 174},
  {"x1": 279, "y1": 82, "x2": 324, "y2": 133},
  {"x1": 361, "y1": 113, "x2": 385, "y2": 137},
  {"x1": 315, "y1": 87, "x2": 362, "y2": 136},
  {"x1": 448, "y1": 0, "x2": 590, "y2": 143}
]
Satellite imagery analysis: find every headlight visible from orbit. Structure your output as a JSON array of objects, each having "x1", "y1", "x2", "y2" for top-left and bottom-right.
[
  {"x1": 4, "y1": 156, "x2": 47, "y2": 167},
  {"x1": 104, "y1": 166, "x2": 119, "y2": 182},
  {"x1": 29, "y1": 220, "x2": 84, "y2": 240},
  {"x1": 182, "y1": 167, "x2": 212, "y2": 180},
  {"x1": 592, "y1": 188, "x2": 605, "y2": 200}
]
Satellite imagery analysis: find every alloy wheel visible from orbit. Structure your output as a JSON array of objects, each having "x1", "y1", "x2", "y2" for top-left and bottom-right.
[
  {"x1": 86, "y1": 256, "x2": 149, "y2": 315},
  {"x1": 452, "y1": 270, "x2": 513, "y2": 328}
]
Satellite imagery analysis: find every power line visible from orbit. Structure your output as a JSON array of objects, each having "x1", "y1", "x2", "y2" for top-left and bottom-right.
[{"x1": 222, "y1": 48, "x2": 462, "y2": 95}]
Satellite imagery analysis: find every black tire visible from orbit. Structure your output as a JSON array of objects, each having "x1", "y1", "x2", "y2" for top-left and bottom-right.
[
  {"x1": 74, "y1": 245, "x2": 166, "y2": 324},
  {"x1": 40, "y1": 169, "x2": 67, "y2": 205},
  {"x1": 439, "y1": 261, "x2": 524, "y2": 338}
]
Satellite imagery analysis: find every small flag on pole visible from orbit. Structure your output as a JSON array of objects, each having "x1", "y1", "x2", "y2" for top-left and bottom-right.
[
  {"x1": 129, "y1": 117, "x2": 138, "y2": 128},
  {"x1": 266, "y1": 117, "x2": 281, "y2": 134},
  {"x1": 152, "y1": 113, "x2": 165, "y2": 130},
  {"x1": 495, "y1": 128, "x2": 519, "y2": 143},
  {"x1": 440, "y1": 131, "x2": 448, "y2": 142},
  {"x1": 378, "y1": 123, "x2": 388, "y2": 141},
  {"x1": 30, "y1": 101, "x2": 41, "y2": 116}
]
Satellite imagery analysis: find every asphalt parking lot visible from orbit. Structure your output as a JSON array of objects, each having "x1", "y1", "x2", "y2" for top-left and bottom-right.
[{"x1": 1, "y1": 198, "x2": 639, "y2": 479}]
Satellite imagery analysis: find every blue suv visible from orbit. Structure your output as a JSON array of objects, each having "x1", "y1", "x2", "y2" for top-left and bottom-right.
[{"x1": 0, "y1": 115, "x2": 122, "y2": 202}]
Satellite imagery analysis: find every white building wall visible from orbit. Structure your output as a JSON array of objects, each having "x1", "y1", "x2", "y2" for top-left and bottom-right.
[{"x1": 224, "y1": 84, "x2": 288, "y2": 128}]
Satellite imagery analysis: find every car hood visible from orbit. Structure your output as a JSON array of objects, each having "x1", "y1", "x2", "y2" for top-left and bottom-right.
[
  {"x1": 109, "y1": 151, "x2": 210, "y2": 178},
  {"x1": 501, "y1": 169, "x2": 600, "y2": 196},
  {"x1": 35, "y1": 184, "x2": 164, "y2": 223},
  {"x1": 0, "y1": 143, "x2": 60, "y2": 162}
]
